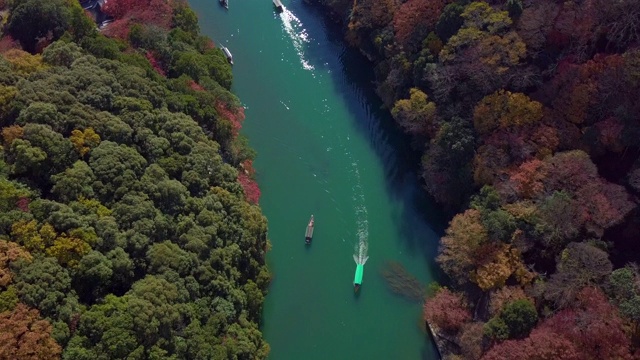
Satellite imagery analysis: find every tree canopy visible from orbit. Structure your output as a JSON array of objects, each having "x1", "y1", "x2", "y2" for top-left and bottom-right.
[
  {"x1": 314, "y1": 0, "x2": 640, "y2": 357},
  {"x1": 0, "y1": 0, "x2": 270, "y2": 358}
]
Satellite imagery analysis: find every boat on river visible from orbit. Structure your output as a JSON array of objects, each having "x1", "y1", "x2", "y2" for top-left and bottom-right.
[
  {"x1": 273, "y1": 0, "x2": 284, "y2": 12},
  {"x1": 221, "y1": 46, "x2": 233, "y2": 65},
  {"x1": 220, "y1": 0, "x2": 228, "y2": 9},
  {"x1": 354, "y1": 263, "x2": 363, "y2": 292},
  {"x1": 305, "y1": 215, "x2": 314, "y2": 244}
]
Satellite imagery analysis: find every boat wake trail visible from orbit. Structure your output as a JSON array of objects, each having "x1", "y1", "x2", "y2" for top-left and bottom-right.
[
  {"x1": 350, "y1": 159, "x2": 369, "y2": 266},
  {"x1": 279, "y1": 8, "x2": 314, "y2": 71}
]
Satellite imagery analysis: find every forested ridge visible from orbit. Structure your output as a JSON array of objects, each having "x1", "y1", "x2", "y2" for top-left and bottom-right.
[
  {"x1": 0, "y1": 0, "x2": 271, "y2": 359},
  {"x1": 311, "y1": 0, "x2": 640, "y2": 358}
]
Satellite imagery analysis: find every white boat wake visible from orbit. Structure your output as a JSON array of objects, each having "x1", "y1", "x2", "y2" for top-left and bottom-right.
[
  {"x1": 350, "y1": 159, "x2": 369, "y2": 265},
  {"x1": 279, "y1": 8, "x2": 314, "y2": 71}
]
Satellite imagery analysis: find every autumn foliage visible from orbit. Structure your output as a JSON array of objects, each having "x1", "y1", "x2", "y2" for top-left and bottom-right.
[
  {"x1": 238, "y1": 160, "x2": 261, "y2": 205},
  {"x1": 2, "y1": 125, "x2": 24, "y2": 148},
  {"x1": 483, "y1": 287, "x2": 632, "y2": 360},
  {"x1": 391, "y1": 88, "x2": 438, "y2": 137},
  {"x1": 473, "y1": 91, "x2": 543, "y2": 135},
  {"x1": 69, "y1": 128, "x2": 101, "y2": 156},
  {"x1": 481, "y1": 329, "x2": 581, "y2": 360},
  {"x1": 437, "y1": 209, "x2": 488, "y2": 285},
  {"x1": 0, "y1": 36, "x2": 19, "y2": 54},
  {"x1": 101, "y1": 0, "x2": 136, "y2": 19},
  {"x1": 347, "y1": 0, "x2": 396, "y2": 45},
  {"x1": 102, "y1": 0, "x2": 172, "y2": 26},
  {"x1": 215, "y1": 101, "x2": 246, "y2": 137},
  {"x1": 101, "y1": 19, "x2": 131, "y2": 39},
  {"x1": 102, "y1": 0, "x2": 173, "y2": 39},
  {"x1": 188, "y1": 80, "x2": 205, "y2": 92},
  {"x1": 507, "y1": 159, "x2": 546, "y2": 199},
  {"x1": 0, "y1": 304, "x2": 62, "y2": 360},
  {"x1": 317, "y1": 0, "x2": 640, "y2": 357},
  {"x1": 2, "y1": 49, "x2": 47, "y2": 76},
  {"x1": 540, "y1": 151, "x2": 634, "y2": 236},
  {"x1": 393, "y1": 0, "x2": 444, "y2": 47},
  {"x1": 488, "y1": 286, "x2": 529, "y2": 317},
  {"x1": 145, "y1": 51, "x2": 166, "y2": 77},
  {"x1": 436, "y1": 207, "x2": 533, "y2": 290},
  {"x1": 0, "y1": 240, "x2": 32, "y2": 288},
  {"x1": 2, "y1": 0, "x2": 640, "y2": 357},
  {"x1": 423, "y1": 287, "x2": 470, "y2": 333},
  {"x1": 0, "y1": 0, "x2": 270, "y2": 357}
]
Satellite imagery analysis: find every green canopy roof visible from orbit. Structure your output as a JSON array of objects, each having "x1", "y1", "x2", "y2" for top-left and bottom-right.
[{"x1": 354, "y1": 264, "x2": 364, "y2": 285}]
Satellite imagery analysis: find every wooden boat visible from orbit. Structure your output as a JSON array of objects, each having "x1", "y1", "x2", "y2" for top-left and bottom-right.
[
  {"x1": 221, "y1": 46, "x2": 233, "y2": 65},
  {"x1": 273, "y1": 0, "x2": 284, "y2": 12},
  {"x1": 305, "y1": 215, "x2": 314, "y2": 244},
  {"x1": 220, "y1": 0, "x2": 228, "y2": 10},
  {"x1": 353, "y1": 263, "x2": 363, "y2": 292}
]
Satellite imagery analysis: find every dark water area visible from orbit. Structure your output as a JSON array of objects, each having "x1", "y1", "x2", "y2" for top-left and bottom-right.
[{"x1": 188, "y1": 0, "x2": 446, "y2": 358}]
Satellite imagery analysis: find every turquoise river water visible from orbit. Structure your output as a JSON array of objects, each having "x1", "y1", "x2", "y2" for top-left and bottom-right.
[{"x1": 188, "y1": 0, "x2": 445, "y2": 358}]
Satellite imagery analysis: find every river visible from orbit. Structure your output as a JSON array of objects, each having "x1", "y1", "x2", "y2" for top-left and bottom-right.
[{"x1": 187, "y1": 0, "x2": 444, "y2": 358}]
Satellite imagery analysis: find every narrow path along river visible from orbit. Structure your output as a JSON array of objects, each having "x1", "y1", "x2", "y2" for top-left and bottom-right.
[{"x1": 188, "y1": 0, "x2": 445, "y2": 358}]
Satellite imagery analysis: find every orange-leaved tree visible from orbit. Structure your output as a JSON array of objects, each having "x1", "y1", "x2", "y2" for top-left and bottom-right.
[
  {"x1": 0, "y1": 240, "x2": 32, "y2": 288},
  {"x1": 0, "y1": 303, "x2": 62, "y2": 360},
  {"x1": 437, "y1": 208, "x2": 488, "y2": 286},
  {"x1": 2, "y1": 125, "x2": 23, "y2": 149}
]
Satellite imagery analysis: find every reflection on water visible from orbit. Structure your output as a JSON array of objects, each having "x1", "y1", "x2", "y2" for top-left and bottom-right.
[{"x1": 279, "y1": 8, "x2": 315, "y2": 71}]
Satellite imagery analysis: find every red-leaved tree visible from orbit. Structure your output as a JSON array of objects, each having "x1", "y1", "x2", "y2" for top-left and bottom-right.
[
  {"x1": 0, "y1": 35, "x2": 19, "y2": 54},
  {"x1": 541, "y1": 287, "x2": 632, "y2": 359},
  {"x1": 145, "y1": 51, "x2": 166, "y2": 76},
  {"x1": 507, "y1": 159, "x2": 546, "y2": 199},
  {"x1": 15, "y1": 197, "x2": 29, "y2": 212},
  {"x1": 102, "y1": 0, "x2": 173, "y2": 37},
  {"x1": 102, "y1": 19, "x2": 132, "y2": 39},
  {"x1": 481, "y1": 328, "x2": 580, "y2": 360},
  {"x1": 215, "y1": 101, "x2": 245, "y2": 137},
  {"x1": 393, "y1": 0, "x2": 444, "y2": 48},
  {"x1": 423, "y1": 287, "x2": 471, "y2": 333},
  {"x1": 238, "y1": 171, "x2": 260, "y2": 205},
  {"x1": 484, "y1": 287, "x2": 632, "y2": 360},
  {"x1": 540, "y1": 150, "x2": 634, "y2": 237},
  {"x1": 188, "y1": 80, "x2": 205, "y2": 92},
  {"x1": 101, "y1": 0, "x2": 137, "y2": 19}
]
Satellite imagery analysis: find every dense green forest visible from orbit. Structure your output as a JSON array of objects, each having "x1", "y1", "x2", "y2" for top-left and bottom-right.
[
  {"x1": 0, "y1": 0, "x2": 270, "y2": 359},
  {"x1": 312, "y1": 0, "x2": 640, "y2": 358}
]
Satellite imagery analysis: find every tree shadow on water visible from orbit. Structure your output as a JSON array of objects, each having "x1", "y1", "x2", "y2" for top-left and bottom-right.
[{"x1": 380, "y1": 260, "x2": 443, "y2": 359}]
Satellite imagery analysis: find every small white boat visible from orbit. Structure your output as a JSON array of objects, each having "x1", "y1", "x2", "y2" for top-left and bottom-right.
[{"x1": 221, "y1": 46, "x2": 233, "y2": 65}]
